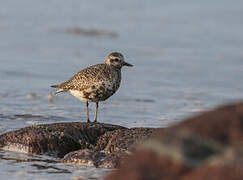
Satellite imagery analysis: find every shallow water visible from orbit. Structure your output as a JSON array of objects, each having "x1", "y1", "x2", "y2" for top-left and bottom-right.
[{"x1": 0, "y1": 0, "x2": 243, "y2": 179}]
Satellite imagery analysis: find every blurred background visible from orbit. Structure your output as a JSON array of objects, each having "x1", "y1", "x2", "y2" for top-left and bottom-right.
[{"x1": 0, "y1": 0, "x2": 243, "y2": 179}]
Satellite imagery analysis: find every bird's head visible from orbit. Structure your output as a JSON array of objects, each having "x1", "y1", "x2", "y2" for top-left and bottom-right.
[{"x1": 105, "y1": 52, "x2": 133, "y2": 68}]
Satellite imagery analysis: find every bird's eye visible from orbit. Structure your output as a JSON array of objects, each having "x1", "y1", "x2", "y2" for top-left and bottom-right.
[{"x1": 110, "y1": 58, "x2": 119, "y2": 63}]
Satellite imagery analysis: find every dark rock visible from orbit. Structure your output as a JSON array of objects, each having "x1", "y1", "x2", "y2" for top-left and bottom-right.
[
  {"x1": 61, "y1": 149, "x2": 106, "y2": 167},
  {"x1": 106, "y1": 149, "x2": 191, "y2": 180},
  {"x1": 167, "y1": 103, "x2": 243, "y2": 145},
  {"x1": 142, "y1": 131, "x2": 223, "y2": 167},
  {"x1": 61, "y1": 128, "x2": 161, "y2": 168},
  {"x1": 105, "y1": 131, "x2": 222, "y2": 180},
  {"x1": 96, "y1": 128, "x2": 162, "y2": 153},
  {"x1": 185, "y1": 165, "x2": 243, "y2": 180},
  {"x1": 104, "y1": 102, "x2": 243, "y2": 180},
  {"x1": 0, "y1": 122, "x2": 125, "y2": 158},
  {"x1": 97, "y1": 151, "x2": 128, "y2": 168},
  {"x1": 62, "y1": 149, "x2": 128, "y2": 168},
  {"x1": 183, "y1": 146, "x2": 243, "y2": 180},
  {"x1": 0, "y1": 121, "x2": 162, "y2": 168}
]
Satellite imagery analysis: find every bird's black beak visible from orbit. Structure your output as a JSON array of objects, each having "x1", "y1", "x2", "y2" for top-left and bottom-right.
[{"x1": 123, "y1": 61, "x2": 133, "y2": 67}]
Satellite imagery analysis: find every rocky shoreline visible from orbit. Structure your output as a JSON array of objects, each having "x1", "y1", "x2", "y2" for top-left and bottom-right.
[
  {"x1": 1, "y1": 102, "x2": 243, "y2": 179},
  {"x1": 106, "y1": 102, "x2": 243, "y2": 180},
  {"x1": 0, "y1": 121, "x2": 161, "y2": 168}
]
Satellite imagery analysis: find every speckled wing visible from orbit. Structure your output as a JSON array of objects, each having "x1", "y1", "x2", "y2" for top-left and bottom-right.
[{"x1": 54, "y1": 64, "x2": 113, "y2": 92}]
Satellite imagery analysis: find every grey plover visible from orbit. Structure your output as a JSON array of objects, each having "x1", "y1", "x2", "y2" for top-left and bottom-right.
[{"x1": 51, "y1": 52, "x2": 133, "y2": 122}]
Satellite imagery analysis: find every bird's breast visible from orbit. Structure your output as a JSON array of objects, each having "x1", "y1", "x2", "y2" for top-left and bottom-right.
[
  {"x1": 69, "y1": 68, "x2": 121, "y2": 102},
  {"x1": 69, "y1": 81, "x2": 119, "y2": 102}
]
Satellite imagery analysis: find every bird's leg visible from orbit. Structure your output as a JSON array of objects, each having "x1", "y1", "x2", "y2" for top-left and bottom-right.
[
  {"x1": 86, "y1": 101, "x2": 90, "y2": 123},
  {"x1": 94, "y1": 102, "x2": 99, "y2": 123}
]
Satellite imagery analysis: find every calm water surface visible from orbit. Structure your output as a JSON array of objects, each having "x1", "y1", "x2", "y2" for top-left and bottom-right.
[{"x1": 0, "y1": 0, "x2": 243, "y2": 179}]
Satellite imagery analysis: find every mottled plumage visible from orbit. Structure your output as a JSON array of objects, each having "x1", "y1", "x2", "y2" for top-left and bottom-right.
[{"x1": 51, "y1": 52, "x2": 133, "y2": 122}]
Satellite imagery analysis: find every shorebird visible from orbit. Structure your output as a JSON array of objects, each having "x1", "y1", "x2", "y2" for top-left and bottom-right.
[{"x1": 51, "y1": 52, "x2": 133, "y2": 123}]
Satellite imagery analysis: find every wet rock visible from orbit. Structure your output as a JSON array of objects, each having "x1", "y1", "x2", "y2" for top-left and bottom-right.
[
  {"x1": 62, "y1": 149, "x2": 127, "y2": 168},
  {"x1": 97, "y1": 151, "x2": 128, "y2": 168},
  {"x1": 0, "y1": 122, "x2": 125, "y2": 158},
  {"x1": 61, "y1": 128, "x2": 161, "y2": 168},
  {"x1": 0, "y1": 121, "x2": 162, "y2": 168},
  {"x1": 96, "y1": 128, "x2": 162, "y2": 153},
  {"x1": 105, "y1": 102, "x2": 243, "y2": 180},
  {"x1": 61, "y1": 149, "x2": 106, "y2": 167}
]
